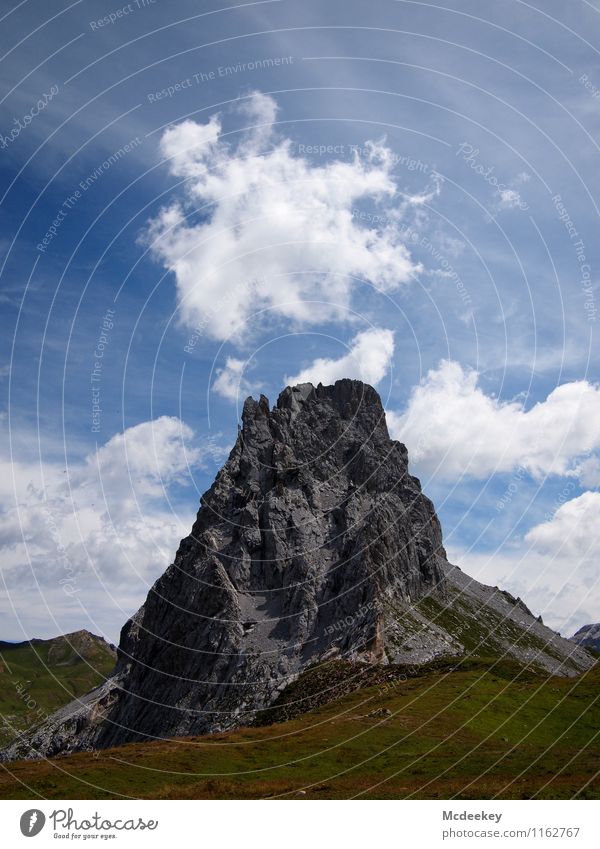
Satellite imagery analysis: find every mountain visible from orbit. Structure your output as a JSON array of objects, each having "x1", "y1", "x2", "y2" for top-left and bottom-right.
[
  {"x1": 571, "y1": 623, "x2": 600, "y2": 653},
  {"x1": 1, "y1": 380, "x2": 594, "y2": 762},
  {"x1": 0, "y1": 630, "x2": 116, "y2": 747}
]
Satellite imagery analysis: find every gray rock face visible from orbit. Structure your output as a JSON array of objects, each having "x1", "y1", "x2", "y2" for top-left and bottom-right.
[
  {"x1": 2, "y1": 380, "x2": 594, "y2": 761},
  {"x1": 94, "y1": 379, "x2": 446, "y2": 747},
  {"x1": 571, "y1": 623, "x2": 600, "y2": 652}
]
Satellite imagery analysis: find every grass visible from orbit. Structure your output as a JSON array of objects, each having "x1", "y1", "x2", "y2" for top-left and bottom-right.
[
  {"x1": 0, "y1": 632, "x2": 116, "y2": 748},
  {"x1": 1, "y1": 658, "x2": 598, "y2": 800},
  {"x1": 413, "y1": 593, "x2": 565, "y2": 662}
]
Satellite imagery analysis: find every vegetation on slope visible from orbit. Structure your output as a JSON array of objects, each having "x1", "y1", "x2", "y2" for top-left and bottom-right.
[
  {"x1": 0, "y1": 630, "x2": 116, "y2": 748},
  {"x1": 1, "y1": 658, "x2": 598, "y2": 800}
]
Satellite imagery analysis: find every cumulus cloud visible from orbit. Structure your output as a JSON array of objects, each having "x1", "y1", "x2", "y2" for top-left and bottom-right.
[
  {"x1": 0, "y1": 417, "x2": 224, "y2": 639},
  {"x1": 524, "y1": 491, "x2": 600, "y2": 558},
  {"x1": 448, "y1": 547, "x2": 599, "y2": 638},
  {"x1": 144, "y1": 92, "x2": 422, "y2": 341},
  {"x1": 387, "y1": 359, "x2": 600, "y2": 480},
  {"x1": 286, "y1": 327, "x2": 394, "y2": 387},
  {"x1": 449, "y1": 491, "x2": 600, "y2": 635},
  {"x1": 573, "y1": 456, "x2": 600, "y2": 489},
  {"x1": 212, "y1": 356, "x2": 259, "y2": 401},
  {"x1": 78, "y1": 416, "x2": 204, "y2": 502}
]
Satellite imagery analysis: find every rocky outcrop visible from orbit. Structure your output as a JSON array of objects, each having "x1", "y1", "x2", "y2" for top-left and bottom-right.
[{"x1": 1, "y1": 380, "x2": 595, "y2": 761}]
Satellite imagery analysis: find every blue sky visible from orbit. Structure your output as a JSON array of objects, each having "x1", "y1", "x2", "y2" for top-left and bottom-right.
[{"x1": 1, "y1": 0, "x2": 600, "y2": 642}]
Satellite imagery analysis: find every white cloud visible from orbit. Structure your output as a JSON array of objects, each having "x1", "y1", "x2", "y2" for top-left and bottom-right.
[
  {"x1": 79, "y1": 416, "x2": 203, "y2": 502},
  {"x1": 498, "y1": 188, "x2": 524, "y2": 209},
  {"x1": 144, "y1": 92, "x2": 422, "y2": 341},
  {"x1": 448, "y1": 546, "x2": 599, "y2": 638},
  {"x1": 524, "y1": 491, "x2": 600, "y2": 559},
  {"x1": 159, "y1": 114, "x2": 221, "y2": 180},
  {"x1": 573, "y1": 456, "x2": 600, "y2": 489},
  {"x1": 212, "y1": 356, "x2": 258, "y2": 402},
  {"x1": 286, "y1": 327, "x2": 394, "y2": 387},
  {"x1": 448, "y1": 491, "x2": 600, "y2": 635},
  {"x1": 493, "y1": 172, "x2": 530, "y2": 212},
  {"x1": 388, "y1": 359, "x2": 600, "y2": 480},
  {"x1": 400, "y1": 170, "x2": 443, "y2": 209},
  {"x1": 0, "y1": 418, "x2": 224, "y2": 640}
]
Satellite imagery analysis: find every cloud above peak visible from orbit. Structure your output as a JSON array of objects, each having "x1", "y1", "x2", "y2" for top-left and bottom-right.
[
  {"x1": 212, "y1": 356, "x2": 259, "y2": 402},
  {"x1": 144, "y1": 92, "x2": 423, "y2": 341},
  {"x1": 286, "y1": 327, "x2": 395, "y2": 388}
]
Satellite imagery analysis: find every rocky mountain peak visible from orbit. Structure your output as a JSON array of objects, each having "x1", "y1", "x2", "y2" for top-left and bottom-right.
[
  {"x1": 239, "y1": 379, "x2": 391, "y2": 470},
  {"x1": 2, "y1": 380, "x2": 594, "y2": 762},
  {"x1": 275, "y1": 378, "x2": 386, "y2": 421}
]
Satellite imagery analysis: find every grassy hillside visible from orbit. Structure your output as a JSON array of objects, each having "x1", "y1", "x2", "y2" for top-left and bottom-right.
[
  {"x1": 0, "y1": 630, "x2": 116, "y2": 748},
  {"x1": 1, "y1": 657, "x2": 598, "y2": 800}
]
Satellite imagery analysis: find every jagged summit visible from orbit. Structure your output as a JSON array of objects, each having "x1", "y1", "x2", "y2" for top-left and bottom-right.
[
  {"x1": 1, "y1": 380, "x2": 594, "y2": 761},
  {"x1": 242, "y1": 379, "x2": 391, "y2": 459},
  {"x1": 275, "y1": 378, "x2": 385, "y2": 416}
]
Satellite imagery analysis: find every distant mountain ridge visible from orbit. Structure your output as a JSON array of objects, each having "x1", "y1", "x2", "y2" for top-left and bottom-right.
[
  {"x1": 1, "y1": 381, "x2": 595, "y2": 762},
  {"x1": 0, "y1": 630, "x2": 116, "y2": 748},
  {"x1": 571, "y1": 623, "x2": 600, "y2": 653},
  {"x1": 0, "y1": 629, "x2": 116, "y2": 660}
]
